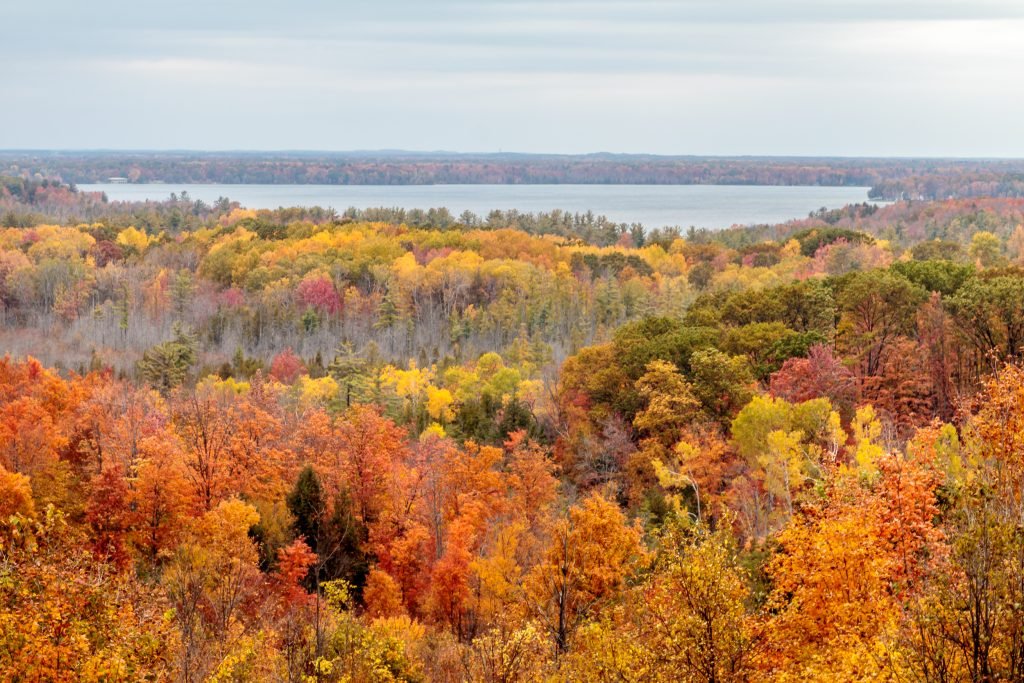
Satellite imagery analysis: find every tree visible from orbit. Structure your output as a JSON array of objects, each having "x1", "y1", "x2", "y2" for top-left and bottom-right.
[
  {"x1": 947, "y1": 272, "x2": 1024, "y2": 369},
  {"x1": 646, "y1": 523, "x2": 751, "y2": 681},
  {"x1": 288, "y1": 465, "x2": 326, "y2": 554},
  {"x1": 131, "y1": 434, "x2": 191, "y2": 566},
  {"x1": 270, "y1": 539, "x2": 318, "y2": 680},
  {"x1": 565, "y1": 523, "x2": 751, "y2": 682},
  {"x1": 328, "y1": 341, "x2": 374, "y2": 407},
  {"x1": 688, "y1": 348, "x2": 754, "y2": 421},
  {"x1": 269, "y1": 347, "x2": 305, "y2": 384},
  {"x1": 731, "y1": 395, "x2": 843, "y2": 529},
  {"x1": 164, "y1": 498, "x2": 262, "y2": 682},
  {"x1": 758, "y1": 449, "x2": 943, "y2": 681},
  {"x1": 968, "y1": 231, "x2": 1004, "y2": 268},
  {"x1": 173, "y1": 388, "x2": 234, "y2": 510},
  {"x1": 836, "y1": 270, "x2": 926, "y2": 377},
  {"x1": 85, "y1": 465, "x2": 133, "y2": 569},
  {"x1": 908, "y1": 364, "x2": 1024, "y2": 681},
  {"x1": 632, "y1": 360, "x2": 701, "y2": 446},
  {"x1": 328, "y1": 406, "x2": 409, "y2": 528},
  {"x1": 0, "y1": 508, "x2": 173, "y2": 681},
  {"x1": 171, "y1": 268, "x2": 195, "y2": 320},
  {"x1": 0, "y1": 396, "x2": 63, "y2": 476},
  {"x1": 139, "y1": 323, "x2": 198, "y2": 393},
  {"x1": 0, "y1": 464, "x2": 34, "y2": 522},
  {"x1": 769, "y1": 344, "x2": 858, "y2": 420},
  {"x1": 526, "y1": 492, "x2": 645, "y2": 654},
  {"x1": 296, "y1": 274, "x2": 342, "y2": 316}
]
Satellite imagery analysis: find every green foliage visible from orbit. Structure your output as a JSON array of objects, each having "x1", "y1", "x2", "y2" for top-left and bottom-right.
[
  {"x1": 230, "y1": 347, "x2": 264, "y2": 379},
  {"x1": 138, "y1": 323, "x2": 198, "y2": 392},
  {"x1": 688, "y1": 279, "x2": 836, "y2": 336},
  {"x1": 170, "y1": 269, "x2": 195, "y2": 319},
  {"x1": 790, "y1": 227, "x2": 874, "y2": 257},
  {"x1": 947, "y1": 270, "x2": 1024, "y2": 363},
  {"x1": 287, "y1": 465, "x2": 326, "y2": 552},
  {"x1": 834, "y1": 269, "x2": 927, "y2": 374},
  {"x1": 612, "y1": 317, "x2": 718, "y2": 378},
  {"x1": 731, "y1": 395, "x2": 839, "y2": 465},
  {"x1": 891, "y1": 259, "x2": 975, "y2": 296},
  {"x1": 910, "y1": 239, "x2": 966, "y2": 262},
  {"x1": 688, "y1": 349, "x2": 755, "y2": 421},
  {"x1": 721, "y1": 322, "x2": 818, "y2": 380},
  {"x1": 969, "y1": 230, "x2": 1005, "y2": 267},
  {"x1": 287, "y1": 466, "x2": 370, "y2": 591}
]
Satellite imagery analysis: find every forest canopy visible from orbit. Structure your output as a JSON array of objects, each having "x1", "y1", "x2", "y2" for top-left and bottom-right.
[{"x1": 3, "y1": 178, "x2": 1024, "y2": 680}]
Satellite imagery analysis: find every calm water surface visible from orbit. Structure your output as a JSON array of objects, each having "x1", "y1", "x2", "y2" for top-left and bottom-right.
[{"x1": 80, "y1": 183, "x2": 875, "y2": 229}]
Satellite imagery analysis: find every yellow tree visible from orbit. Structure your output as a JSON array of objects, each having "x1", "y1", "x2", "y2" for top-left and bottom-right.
[
  {"x1": 164, "y1": 498, "x2": 263, "y2": 682},
  {"x1": 756, "y1": 446, "x2": 944, "y2": 682},
  {"x1": 563, "y1": 523, "x2": 751, "y2": 683},
  {"x1": 526, "y1": 492, "x2": 645, "y2": 654}
]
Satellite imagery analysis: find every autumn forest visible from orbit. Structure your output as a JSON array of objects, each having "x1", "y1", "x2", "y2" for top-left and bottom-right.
[{"x1": 5, "y1": 173, "x2": 1024, "y2": 682}]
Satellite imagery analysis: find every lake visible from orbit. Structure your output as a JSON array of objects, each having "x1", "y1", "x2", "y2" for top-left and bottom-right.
[{"x1": 79, "y1": 183, "x2": 876, "y2": 229}]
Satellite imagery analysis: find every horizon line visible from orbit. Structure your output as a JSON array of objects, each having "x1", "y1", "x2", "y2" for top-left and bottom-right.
[{"x1": 3, "y1": 149, "x2": 1024, "y2": 162}]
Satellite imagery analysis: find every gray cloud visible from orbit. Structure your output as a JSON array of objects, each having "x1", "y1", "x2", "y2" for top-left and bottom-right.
[{"x1": 1, "y1": 1, "x2": 1022, "y2": 155}]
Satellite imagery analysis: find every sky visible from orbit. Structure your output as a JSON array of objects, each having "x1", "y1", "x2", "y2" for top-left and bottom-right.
[{"x1": 2, "y1": 0, "x2": 1023, "y2": 156}]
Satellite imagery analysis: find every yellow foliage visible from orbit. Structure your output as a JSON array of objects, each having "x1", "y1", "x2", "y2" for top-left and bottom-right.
[
  {"x1": 421, "y1": 422, "x2": 447, "y2": 439},
  {"x1": 852, "y1": 405, "x2": 885, "y2": 475},
  {"x1": 221, "y1": 208, "x2": 258, "y2": 226},
  {"x1": 380, "y1": 360, "x2": 434, "y2": 400},
  {"x1": 116, "y1": 226, "x2": 152, "y2": 253},
  {"x1": 425, "y1": 386, "x2": 454, "y2": 421},
  {"x1": 198, "y1": 375, "x2": 251, "y2": 395},
  {"x1": 0, "y1": 465, "x2": 35, "y2": 520},
  {"x1": 781, "y1": 239, "x2": 802, "y2": 259},
  {"x1": 758, "y1": 430, "x2": 810, "y2": 515},
  {"x1": 297, "y1": 375, "x2": 339, "y2": 405}
]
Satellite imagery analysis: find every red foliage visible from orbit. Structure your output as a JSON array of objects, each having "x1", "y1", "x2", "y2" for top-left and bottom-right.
[
  {"x1": 296, "y1": 276, "x2": 342, "y2": 315},
  {"x1": 769, "y1": 344, "x2": 858, "y2": 418},
  {"x1": 86, "y1": 466, "x2": 133, "y2": 570},
  {"x1": 219, "y1": 287, "x2": 246, "y2": 308},
  {"x1": 90, "y1": 240, "x2": 125, "y2": 267},
  {"x1": 269, "y1": 348, "x2": 305, "y2": 384},
  {"x1": 273, "y1": 539, "x2": 317, "y2": 609}
]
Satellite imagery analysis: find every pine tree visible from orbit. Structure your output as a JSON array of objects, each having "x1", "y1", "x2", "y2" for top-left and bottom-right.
[
  {"x1": 328, "y1": 342, "x2": 372, "y2": 408},
  {"x1": 170, "y1": 269, "x2": 194, "y2": 321},
  {"x1": 137, "y1": 323, "x2": 198, "y2": 392}
]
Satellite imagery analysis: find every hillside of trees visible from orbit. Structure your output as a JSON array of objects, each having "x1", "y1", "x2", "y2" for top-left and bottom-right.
[
  {"x1": 6, "y1": 151, "x2": 1024, "y2": 199},
  {"x1": 4, "y1": 187, "x2": 1024, "y2": 680}
]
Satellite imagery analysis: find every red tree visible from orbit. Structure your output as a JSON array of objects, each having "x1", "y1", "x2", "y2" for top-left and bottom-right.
[
  {"x1": 296, "y1": 276, "x2": 342, "y2": 315},
  {"x1": 770, "y1": 344, "x2": 858, "y2": 419},
  {"x1": 269, "y1": 348, "x2": 305, "y2": 384}
]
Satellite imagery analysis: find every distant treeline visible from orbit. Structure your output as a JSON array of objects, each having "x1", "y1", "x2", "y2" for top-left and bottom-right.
[{"x1": 5, "y1": 151, "x2": 1024, "y2": 200}]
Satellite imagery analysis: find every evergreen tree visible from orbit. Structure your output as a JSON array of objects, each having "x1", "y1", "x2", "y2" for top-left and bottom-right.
[
  {"x1": 287, "y1": 465, "x2": 326, "y2": 552},
  {"x1": 328, "y1": 342, "x2": 373, "y2": 407},
  {"x1": 170, "y1": 269, "x2": 195, "y2": 321},
  {"x1": 137, "y1": 323, "x2": 198, "y2": 393}
]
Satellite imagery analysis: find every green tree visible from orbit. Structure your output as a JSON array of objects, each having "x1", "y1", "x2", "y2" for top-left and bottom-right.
[
  {"x1": 689, "y1": 349, "x2": 754, "y2": 421},
  {"x1": 968, "y1": 231, "x2": 1005, "y2": 268},
  {"x1": 947, "y1": 272, "x2": 1024, "y2": 366},
  {"x1": 328, "y1": 342, "x2": 374, "y2": 408},
  {"x1": 836, "y1": 270, "x2": 926, "y2": 377},
  {"x1": 138, "y1": 323, "x2": 198, "y2": 392},
  {"x1": 171, "y1": 269, "x2": 195, "y2": 320}
]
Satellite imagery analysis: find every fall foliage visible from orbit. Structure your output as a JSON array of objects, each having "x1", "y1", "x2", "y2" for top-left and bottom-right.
[{"x1": 5, "y1": 186, "x2": 1024, "y2": 681}]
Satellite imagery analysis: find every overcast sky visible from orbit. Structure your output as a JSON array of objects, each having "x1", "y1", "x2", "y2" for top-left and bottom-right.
[{"x1": 2, "y1": 0, "x2": 1022, "y2": 156}]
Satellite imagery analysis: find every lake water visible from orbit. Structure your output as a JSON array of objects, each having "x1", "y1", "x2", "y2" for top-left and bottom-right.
[{"x1": 80, "y1": 183, "x2": 875, "y2": 229}]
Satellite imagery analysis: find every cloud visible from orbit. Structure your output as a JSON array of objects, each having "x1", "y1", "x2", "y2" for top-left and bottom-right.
[{"x1": 1, "y1": 1, "x2": 1022, "y2": 155}]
